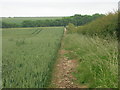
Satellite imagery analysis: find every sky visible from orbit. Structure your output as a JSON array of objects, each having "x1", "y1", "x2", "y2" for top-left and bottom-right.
[{"x1": 0, "y1": 0, "x2": 119, "y2": 17}]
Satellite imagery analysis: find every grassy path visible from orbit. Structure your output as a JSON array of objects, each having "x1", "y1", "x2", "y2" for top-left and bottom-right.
[{"x1": 50, "y1": 28, "x2": 87, "y2": 88}]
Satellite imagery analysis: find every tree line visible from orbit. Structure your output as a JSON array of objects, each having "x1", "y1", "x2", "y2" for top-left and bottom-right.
[{"x1": 1, "y1": 13, "x2": 104, "y2": 28}]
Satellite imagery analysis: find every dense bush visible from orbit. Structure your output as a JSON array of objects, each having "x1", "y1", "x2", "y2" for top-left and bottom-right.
[
  {"x1": 76, "y1": 12, "x2": 118, "y2": 38},
  {"x1": 66, "y1": 23, "x2": 77, "y2": 33},
  {"x1": 2, "y1": 22, "x2": 19, "y2": 28}
]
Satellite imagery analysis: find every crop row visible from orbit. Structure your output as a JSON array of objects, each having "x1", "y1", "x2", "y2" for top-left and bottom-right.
[{"x1": 2, "y1": 27, "x2": 64, "y2": 88}]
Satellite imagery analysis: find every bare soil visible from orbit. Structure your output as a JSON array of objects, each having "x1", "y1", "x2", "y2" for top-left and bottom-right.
[{"x1": 50, "y1": 28, "x2": 87, "y2": 88}]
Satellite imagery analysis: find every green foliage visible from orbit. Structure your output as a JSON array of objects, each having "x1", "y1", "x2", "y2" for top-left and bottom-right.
[
  {"x1": 70, "y1": 14, "x2": 104, "y2": 26},
  {"x1": 2, "y1": 27, "x2": 64, "y2": 88},
  {"x1": 66, "y1": 23, "x2": 77, "y2": 33},
  {"x1": 63, "y1": 34, "x2": 118, "y2": 88},
  {"x1": 2, "y1": 22, "x2": 19, "y2": 28},
  {"x1": 64, "y1": 12, "x2": 118, "y2": 88},
  {"x1": 1, "y1": 14, "x2": 104, "y2": 28},
  {"x1": 22, "y1": 20, "x2": 35, "y2": 27},
  {"x1": 77, "y1": 12, "x2": 118, "y2": 38}
]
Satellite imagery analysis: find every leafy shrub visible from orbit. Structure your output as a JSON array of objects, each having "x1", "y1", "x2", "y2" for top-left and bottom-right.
[{"x1": 77, "y1": 12, "x2": 118, "y2": 38}]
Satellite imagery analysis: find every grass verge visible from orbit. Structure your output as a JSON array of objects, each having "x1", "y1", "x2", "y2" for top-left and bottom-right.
[{"x1": 63, "y1": 33, "x2": 118, "y2": 88}]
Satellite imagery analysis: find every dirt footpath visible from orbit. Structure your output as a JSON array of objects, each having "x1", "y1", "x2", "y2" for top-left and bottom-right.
[
  {"x1": 50, "y1": 28, "x2": 87, "y2": 88},
  {"x1": 51, "y1": 50, "x2": 80, "y2": 88}
]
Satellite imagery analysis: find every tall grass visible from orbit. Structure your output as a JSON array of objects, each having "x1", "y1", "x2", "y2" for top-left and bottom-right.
[
  {"x1": 65, "y1": 12, "x2": 118, "y2": 88},
  {"x1": 2, "y1": 27, "x2": 64, "y2": 88},
  {"x1": 63, "y1": 34, "x2": 118, "y2": 88}
]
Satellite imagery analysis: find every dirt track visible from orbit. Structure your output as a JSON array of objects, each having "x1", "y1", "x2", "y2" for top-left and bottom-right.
[{"x1": 50, "y1": 28, "x2": 87, "y2": 88}]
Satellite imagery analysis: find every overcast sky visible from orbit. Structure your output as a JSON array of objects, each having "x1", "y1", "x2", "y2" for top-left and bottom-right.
[{"x1": 0, "y1": 0, "x2": 119, "y2": 17}]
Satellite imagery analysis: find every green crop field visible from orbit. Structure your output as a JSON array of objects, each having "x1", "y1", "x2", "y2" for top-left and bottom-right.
[
  {"x1": 1, "y1": 17, "x2": 63, "y2": 24},
  {"x1": 1, "y1": 12, "x2": 118, "y2": 88},
  {"x1": 2, "y1": 27, "x2": 64, "y2": 88}
]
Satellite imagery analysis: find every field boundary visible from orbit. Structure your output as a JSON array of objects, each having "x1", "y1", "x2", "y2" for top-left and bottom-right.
[{"x1": 50, "y1": 28, "x2": 87, "y2": 88}]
